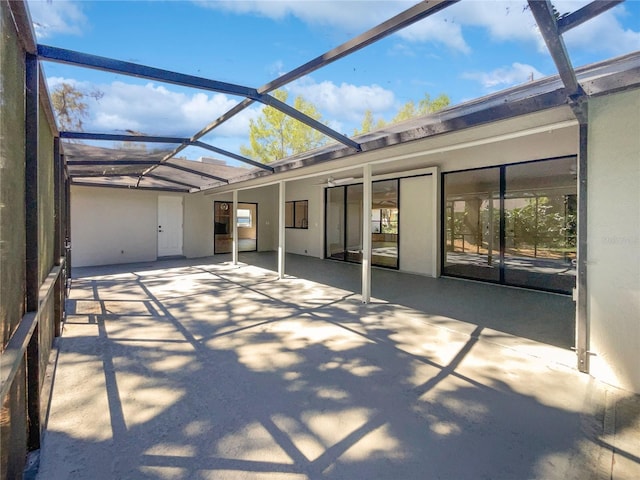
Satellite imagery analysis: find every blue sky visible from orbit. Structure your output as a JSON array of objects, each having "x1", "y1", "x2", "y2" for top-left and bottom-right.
[{"x1": 28, "y1": 0, "x2": 640, "y2": 162}]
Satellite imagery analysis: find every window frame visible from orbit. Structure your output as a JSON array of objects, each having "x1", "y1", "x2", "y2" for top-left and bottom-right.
[{"x1": 285, "y1": 200, "x2": 309, "y2": 229}]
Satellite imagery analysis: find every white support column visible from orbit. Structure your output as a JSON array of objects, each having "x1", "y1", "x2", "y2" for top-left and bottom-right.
[
  {"x1": 433, "y1": 167, "x2": 441, "y2": 278},
  {"x1": 278, "y1": 181, "x2": 286, "y2": 279},
  {"x1": 362, "y1": 164, "x2": 372, "y2": 303},
  {"x1": 232, "y1": 190, "x2": 238, "y2": 265}
]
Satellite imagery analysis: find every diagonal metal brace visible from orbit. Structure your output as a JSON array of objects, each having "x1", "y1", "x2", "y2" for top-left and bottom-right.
[{"x1": 257, "y1": 93, "x2": 361, "y2": 152}]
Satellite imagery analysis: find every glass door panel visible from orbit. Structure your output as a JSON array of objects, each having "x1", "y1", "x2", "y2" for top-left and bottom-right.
[
  {"x1": 504, "y1": 158, "x2": 576, "y2": 293},
  {"x1": 345, "y1": 184, "x2": 363, "y2": 263},
  {"x1": 214, "y1": 202, "x2": 258, "y2": 254},
  {"x1": 214, "y1": 201, "x2": 232, "y2": 254},
  {"x1": 325, "y1": 187, "x2": 345, "y2": 260},
  {"x1": 443, "y1": 168, "x2": 500, "y2": 281},
  {"x1": 237, "y1": 203, "x2": 257, "y2": 252},
  {"x1": 372, "y1": 179, "x2": 398, "y2": 268}
]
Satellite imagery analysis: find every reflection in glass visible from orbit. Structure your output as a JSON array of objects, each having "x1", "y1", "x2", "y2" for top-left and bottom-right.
[
  {"x1": 345, "y1": 184, "x2": 363, "y2": 262},
  {"x1": 325, "y1": 187, "x2": 345, "y2": 260},
  {"x1": 443, "y1": 168, "x2": 500, "y2": 281},
  {"x1": 442, "y1": 158, "x2": 577, "y2": 294},
  {"x1": 372, "y1": 179, "x2": 398, "y2": 268},
  {"x1": 504, "y1": 158, "x2": 576, "y2": 292},
  {"x1": 325, "y1": 181, "x2": 399, "y2": 268},
  {"x1": 214, "y1": 202, "x2": 257, "y2": 253}
]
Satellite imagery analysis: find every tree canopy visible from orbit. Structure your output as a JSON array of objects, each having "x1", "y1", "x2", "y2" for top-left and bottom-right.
[
  {"x1": 355, "y1": 92, "x2": 451, "y2": 135},
  {"x1": 239, "y1": 89, "x2": 328, "y2": 163},
  {"x1": 51, "y1": 82, "x2": 103, "y2": 132}
]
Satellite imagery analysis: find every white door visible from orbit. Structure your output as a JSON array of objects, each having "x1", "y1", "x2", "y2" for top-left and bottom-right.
[{"x1": 158, "y1": 196, "x2": 183, "y2": 257}]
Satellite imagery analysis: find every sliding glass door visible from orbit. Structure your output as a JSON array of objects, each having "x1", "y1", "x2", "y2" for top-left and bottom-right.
[
  {"x1": 443, "y1": 157, "x2": 576, "y2": 294},
  {"x1": 325, "y1": 179, "x2": 399, "y2": 269},
  {"x1": 372, "y1": 180, "x2": 398, "y2": 268},
  {"x1": 214, "y1": 202, "x2": 258, "y2": 254},
  {"x1": 503, "y1": 159, "x2": 576, "y2": 292},
  {"x1": 443, "y1": 168, "x2": 500, "y2": 281}
]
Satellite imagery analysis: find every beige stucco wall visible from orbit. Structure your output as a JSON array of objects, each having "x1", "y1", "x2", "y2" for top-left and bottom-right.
[
  {"x1": 399, "y1": 175, "x2": 435, "y2": 276},
  {"x1": 285, "y1": 178, "x2": 324, "y2": 257},
  {"x1": 183, "y1": 191, "x2": 214, "y2": 258},
  {"x1": 72, "y1": 186, "x2": 217, "y2": 267},
  {"x1": 587, "y1": 88, "x2": 640, "y2": 394},
  {"x1": 71, "y1": 186, "x2": 159, "y2": 267}
]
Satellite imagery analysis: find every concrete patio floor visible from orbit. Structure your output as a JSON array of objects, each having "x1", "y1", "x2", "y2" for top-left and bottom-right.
[{"x1": 36, "y1": 254, "x2": 639, "y2": 479}]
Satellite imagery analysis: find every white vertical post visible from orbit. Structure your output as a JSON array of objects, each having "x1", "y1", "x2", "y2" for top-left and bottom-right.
[
  {"x1": 362, "y1": 164, "x2": 372, "y2": 303},
  {"x1": 232, "y1": 190, "x2": 238, "y2": 265},
  {"x1": 278, "y1": 181, "x2": 286, "y2": 279}
]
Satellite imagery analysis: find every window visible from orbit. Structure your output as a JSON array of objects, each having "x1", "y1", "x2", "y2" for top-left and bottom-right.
[
  {"x1": 237, "y1": 208, "x2": 252, "y2": 228},
  {"x1": 285, "y1": 200, "x2": 308, "y2": 229}
]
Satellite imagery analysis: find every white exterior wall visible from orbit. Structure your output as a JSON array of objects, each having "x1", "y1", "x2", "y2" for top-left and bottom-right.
[
  {"x1": 71, "y1": 186, "x2": 160, "y2": 267},
  {"x1": 285, "y1": 178, "x2": 323, "y2": 257},
  {"x1": 399, "y1": 175, "x2": 435, "y2": 276},
  {"x1": 587, "y1": 89, "x2": 640, "y2": 394},
  {"x1": 183, "y1": 191, "x2": 214, "y2": 258},
  {"x1": 72, "y1": 186, "x2": 215, "y2": 267}
]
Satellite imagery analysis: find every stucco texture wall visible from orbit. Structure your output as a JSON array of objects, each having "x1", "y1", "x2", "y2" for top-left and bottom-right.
[
  {"x1": 285, "y1": 179, "x2": 323, "y2": 258},
  {"x1": 587, "y1": 88, "x2": 640, "y2": 394},
  {"x1": 71, "y1": 186, "x2": 159, "y2": 267},
  {"x1": 184, "y1": 192, "x2": 214, "y2": 258}
]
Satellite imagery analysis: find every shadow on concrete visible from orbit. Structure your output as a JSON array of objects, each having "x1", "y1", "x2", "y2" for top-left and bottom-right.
[
  {"x1": 37, "y1": 258, "x2": 635, "y2": 479},
  {"x1": 239, "y1": 252, "x2": 575, "y2": 350}
]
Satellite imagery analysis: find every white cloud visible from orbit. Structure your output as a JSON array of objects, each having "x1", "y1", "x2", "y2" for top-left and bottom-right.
[
  {"x1": 193, "y1": 0, "x2": 409, "y2": 31},
  {"x1": 561, "y1": 4, "x2": 640, "y2": 57},
  {"x1": 27, "y1": 0, "x2": 87, "y2": 39},
  {"x1": 288, "y1": 78, "x2": 396, "y2": 122},
  {"x1": 398, "y1": 15, "x2": 470, "y2": 54},
  {"x1": 194, "y1": 0, "x2": 639, "y2": 58},
  {"x1": 48, "y1": 78, "x2": 258, "y2": 139},
  {"x1": 462, "y1": 63, "x2": 544, "y2": 90}
]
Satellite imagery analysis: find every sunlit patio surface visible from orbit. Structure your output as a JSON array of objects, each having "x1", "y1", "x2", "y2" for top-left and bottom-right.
[{"x1": 37, "y1": 254, "x2": 639, "y2": 480}]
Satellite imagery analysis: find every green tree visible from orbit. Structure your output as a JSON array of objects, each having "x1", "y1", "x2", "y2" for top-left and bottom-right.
[
  {"x1": 393, "y1": 92, "x2": 450, "y2": 123},
  {"x1": 51, "y1": 82, "x2": 103, "y2": 131},
  {"x1": 353, "y1": 109, "x2": 386, "y2": 135},
  {"x1": 240, "y1": 89, "x2": 328, "y2": 163},
  {"x1": 356, "y1": 92, "x2": 451, "y2": 135}
]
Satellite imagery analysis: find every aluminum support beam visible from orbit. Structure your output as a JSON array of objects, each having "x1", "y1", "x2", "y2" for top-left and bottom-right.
[
  {"x1": 38, "y1": 44, "x2": 259, "y2": 98},
  {"x1": 258, "y1": 0, "x2": 458, "y2": 94},
  {"x1": 147, "y1": 174, "x2": 200, "y2": 189},
  {"x1": 60, "y1": 131, "x2": 187, "y2": 144},
  {"x1": 67, "y1": 160, "x2": 159, "y2": 166},
  {"x1": 361, "y1": 164, "x2": 372, "y2": 303},
  {"x1": 159, "y1": 99, "x2": 255, "y2": 171},
  {"x1": 557, "y1": 0, "x2": 623, "y2": 34},
  {"x1": 71, "y1": 181, "x2": 189, "y2": 193},
  {"x1": 60, "y1": 132, "x2": 273, "y2": 173},
  {"x1": 231, "y1": 190, "x2": 240, "y2": 265},
  {"x1": 576, "y1": 115, "x2": 590, "y2": 373},
  {"x1": 162, "y1": 163, "x2": 229, "y2": 183},
  {"x1": 38, "y1": 45, "x2": 358, "y2": 180},
  {"x1": 278, "y1": 181, "x2": 286, "y2": 279},
  {"x1": 24, "y1": 52, "x2": 40, "y2": 451},
  {"x1": 53, "y1": 137, "x2": 63, "y2": 337},
  {"x1": 257, "y1": 94, "x2": 361, "y2": 151},
  {"x1": 528, "y1": 0, "x2": 583, "y2": 99},
  {"x1": 192, "y1": 141, "x2": 274, "y2": 172},
  {"x1": 156, "y1": 0, "x2": 458, "y2": 173}
]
